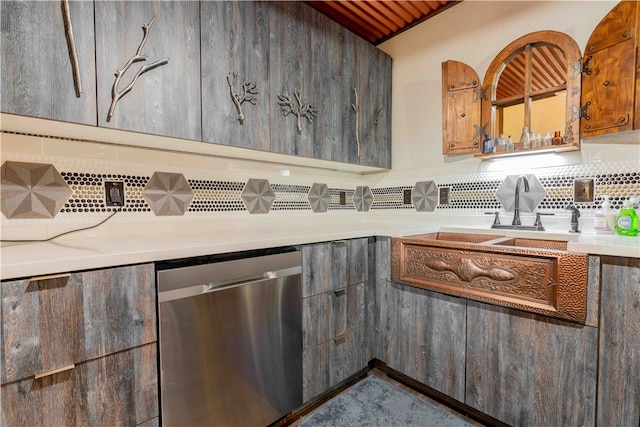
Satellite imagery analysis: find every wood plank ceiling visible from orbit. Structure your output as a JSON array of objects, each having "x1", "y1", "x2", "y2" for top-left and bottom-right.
[{"x1": 305, "y1": 0, "x2": 461, "y2": 45}]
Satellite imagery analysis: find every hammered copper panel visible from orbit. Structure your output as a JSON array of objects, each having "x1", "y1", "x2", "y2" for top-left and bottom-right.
[{"x1": 390, "y1": 234, "x2": 588, "y2": 323}]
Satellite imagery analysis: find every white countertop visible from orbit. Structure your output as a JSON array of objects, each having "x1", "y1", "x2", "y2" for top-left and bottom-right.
[{"x1": 1, "y1": 214, "x2": 638, "y2": 280}]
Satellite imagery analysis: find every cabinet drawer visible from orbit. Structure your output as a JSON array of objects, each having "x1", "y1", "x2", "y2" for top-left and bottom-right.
[
  {"x1": 302, "y1": 326, "x2": 368, "y2": 402},
  {"x1": 302, "y1": 283, "x2": 365, "y2": 350},
  {"x1": 1, "y1": 264, "x2": 156, "y2": 383},
  {"x1": 1, "y1": 343, "x2": 158, "y2": 427}
]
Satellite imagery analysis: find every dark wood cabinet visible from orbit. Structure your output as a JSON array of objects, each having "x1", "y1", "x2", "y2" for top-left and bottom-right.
[
  {"x1": 581, "y1": 1, "x2": 640, "y2": 138},
  {"x1": 94, "y1": 0, "x2": 201, "y2": 141},
  {"x1": 200, "y1": 1, "x2": 271, "y2": 151},
  {"x1": 302, "y1": 238, "x2": 369, "y2": 402},
  {"x1": 0, "y1": 0, "x2": 97, "y2": 125},
  {"x1": 597, "y1": 256, "x2": 640, "y2": 426},
  {"x1": 1, "y1": 264, "x2": 158, "y2": 426}
]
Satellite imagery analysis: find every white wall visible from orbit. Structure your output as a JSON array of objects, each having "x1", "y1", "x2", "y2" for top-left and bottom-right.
[{"x1": 377, "y1": 0, "x2": 627, "y2": 175}]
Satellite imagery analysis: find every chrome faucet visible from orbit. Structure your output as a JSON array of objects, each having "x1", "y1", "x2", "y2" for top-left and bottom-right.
[
  {"x1": 512, "y1": 175, "x2": 530, "y2": 226},
  {"x1": 565, "y1": 204, "x2": 581, "y2": 233}
]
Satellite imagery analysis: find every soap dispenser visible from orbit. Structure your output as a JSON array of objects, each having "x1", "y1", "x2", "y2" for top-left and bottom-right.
[
  {"x1": 616, "y1": 199, "x2": 639, "y2": 236},
  {"x1": 594, "y1": 195, "x2": 616, "y2": 234}
]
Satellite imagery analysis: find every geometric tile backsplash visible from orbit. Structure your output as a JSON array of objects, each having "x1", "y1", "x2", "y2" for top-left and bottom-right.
[
  {"x1": 1, "y1": 159, "x2": 638, "y2": 218},
  {"x1": 1, "y1": 161, "x2": 73, "y2": 219}
]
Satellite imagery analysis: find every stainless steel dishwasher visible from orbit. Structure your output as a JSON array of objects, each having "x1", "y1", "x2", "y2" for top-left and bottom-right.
[{"x1": 156, "y1": 248, "x2": 302, "y2": 427}]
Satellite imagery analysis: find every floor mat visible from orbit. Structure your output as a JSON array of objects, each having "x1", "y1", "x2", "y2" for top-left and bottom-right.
[{"x1": 298, "y1": 375, "x2": 472, "y2": 427}]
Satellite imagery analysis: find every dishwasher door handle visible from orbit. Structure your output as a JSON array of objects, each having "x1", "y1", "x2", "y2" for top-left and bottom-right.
[{"x1": 158, "y1": 265, "x2": 301, "y2": 303}]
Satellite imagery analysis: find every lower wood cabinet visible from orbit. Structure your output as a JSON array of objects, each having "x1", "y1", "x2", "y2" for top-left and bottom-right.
[
  {"x1": 375, "y1": 281, "x2": 467, "y2": 401},
  {"x1": 301, "y1": 238, "x2": 370, "y2": 402},
  {"x1": 1, "y1": 343, "x2": 158, "y2": 426},
  {"x1": 597, "y1": 256, "x2": 640, "y2": 426},
  {"x1": 0, "y1": 263, "x2": 158, "y2": 426},
  {"x1": 465, "y1": 302, "x2": 598, "y2": 426}
]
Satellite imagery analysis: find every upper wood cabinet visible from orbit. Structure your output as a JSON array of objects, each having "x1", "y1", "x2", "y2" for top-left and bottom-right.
[
  {"x1": 200, "y1": 1, "x2": 271, "y2": 151},
  {"x1": 95, "y1": 1, "x2": 201, "y2": 141},
  {"x1": 442, "y1": 60, "x2": 483, "y2": 154},
  {"x1": 0, "y1": 1, "x2": 97, "y2": 125},
  {"x1": 581, "y1": 0, "x2": 640, "y2": 138}
]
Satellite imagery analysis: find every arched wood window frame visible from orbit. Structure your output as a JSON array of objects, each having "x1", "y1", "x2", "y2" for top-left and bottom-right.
[{"x1": 481, "y1": 30, "x2": 582, "y2": 148}]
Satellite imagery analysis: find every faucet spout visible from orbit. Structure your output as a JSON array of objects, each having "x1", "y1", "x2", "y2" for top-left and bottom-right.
[{"x1": 512, "y1": 175, "x2": 530, "y2": 226}]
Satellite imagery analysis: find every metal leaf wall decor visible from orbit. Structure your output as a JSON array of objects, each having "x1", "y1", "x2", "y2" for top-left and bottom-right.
[
  {"x1": 107, "y1": 16, "x2": 169, "y2": 122},
  {"x1": 226, "y1": 72, "x2": 258, "y2": 123},
  {"x1": 277, "y1": 89, "x2": 317, "y2": 134}
]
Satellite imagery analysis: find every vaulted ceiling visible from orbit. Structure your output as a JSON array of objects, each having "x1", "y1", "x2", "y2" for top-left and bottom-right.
[{"x1": 305, "y1": 1, "x2": 461, "y2": 45}]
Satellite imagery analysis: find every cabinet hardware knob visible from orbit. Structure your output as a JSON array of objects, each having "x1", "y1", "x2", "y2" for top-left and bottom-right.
[
  {"x1": 472, "y1": 141, "x2": 478, "y2": 147},
  {"x1": 585, "y1": 124, "x2": 592, "y2": 130},
  {"x1": 450, "y1": 84, "x2": 455, "y2": 90},
  {"x1": 603, "y1": 80, "x2": 610, "y2": 87},
  {"x1": 34, "y1": 364, "x2": 75, "y2": 379},
  {"x1": 460, "y1": 113, "x2": 466, "y2": 118},
  {"x1": 618, "y1": 117, "x2": 626, "y2": 123}
]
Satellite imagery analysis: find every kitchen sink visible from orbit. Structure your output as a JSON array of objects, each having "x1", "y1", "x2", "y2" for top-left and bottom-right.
[{"x1": 390, "y1": 232, "x2": 588, "y2": 323}]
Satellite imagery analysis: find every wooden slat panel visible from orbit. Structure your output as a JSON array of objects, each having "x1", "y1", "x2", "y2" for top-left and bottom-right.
[{"x1": 305, "y1": 1, "x2": 460, "y2": 44}]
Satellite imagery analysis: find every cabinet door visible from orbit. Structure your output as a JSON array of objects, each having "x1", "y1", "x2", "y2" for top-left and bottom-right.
[
  {"x1": 597, "y1": 257, "x2": 640, "y2": 426},
  {"x1": 465, "y1": 301, "x2": 597, "y2": 426},
  {"x1": 1, "y1": 343, "x2": 158, "y2": 427},
  {"x1": 95, "y1": 1, "x2": 201, "y2": 140},
  {"x1": 200, "y1": 1, "x2": 270, "y2": 151},
  {"x1": 380, "y1": 281, "x2": 467, "y2": 401},
  {"x1": 581, "y1": 1, "x2": 639, "y2": 137},
  {"x1": 1, "y1": 264, "x2": 156, "y2": 384},
  {"x1": 269, "y1": 2, "x2": 320, "y2": 158},
  {"x1": 441, "y1": 60, "x2": 482, "y2": 154},
  {"x1": 356, "y1": 37, "x2": 392, "y2": 167},
  {"x1": 1, "y1": 1, "x2": 97, "y2": 124}
]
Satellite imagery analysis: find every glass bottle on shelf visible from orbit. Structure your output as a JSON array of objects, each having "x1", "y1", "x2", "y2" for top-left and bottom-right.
[
  {"x1": 520, "y1": 126, "x2": 531, "y2": 149},
  {"x1": 531, "y1": 131, "x2": 541, "y2": 147},
  {"x1": 482, "y1": 134, "x2": 494, "y2": 154},
  {"x1": 552, "y1": 131, "x2": 563, "y2": 145},
  {"x1": 506, "y1": 135, "x2": 515, "y2": 151},
  {"x1": 543, "y1": 131, "x2": 553, "y2": 146}
]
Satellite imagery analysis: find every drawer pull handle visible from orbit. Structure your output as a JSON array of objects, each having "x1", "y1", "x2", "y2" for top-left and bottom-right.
[
  {"x1": 30, "y1": 273, "x2": 71, "y2": 282},
  {"x1": 334, "y1": 333, "x2": 347, "y2": 343},
  {"x1": 34, "y1": 364, "x2": 75, "y2": 379}
]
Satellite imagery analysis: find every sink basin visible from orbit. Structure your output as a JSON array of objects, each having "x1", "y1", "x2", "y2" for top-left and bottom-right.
[{"x1": 390, "y1": 232, "x2": 589, "y2": 323}]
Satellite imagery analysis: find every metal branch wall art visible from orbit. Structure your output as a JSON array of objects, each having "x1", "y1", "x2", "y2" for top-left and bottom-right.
[
  {"x1": 226, "y1": 72, "x2": 258, "y2": 123},
  {"x1": 277, "y1": 89, "x2": 318, "y2": 134},
  {"x1": 352, "y1": 88, "x2": 382, "y2": 162},
  {"x1": 107, "y1": 16, "x2": 169, "y2": 122},
  {"x1": 61, "y1": 0, "x2": 82, "y2": 97}
]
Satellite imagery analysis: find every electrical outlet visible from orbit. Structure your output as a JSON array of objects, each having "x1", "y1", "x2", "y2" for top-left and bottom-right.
[
  {"x1": 339, "y1": 191, "x2": 346, "y2": 206},
  {"x1": 105, "y1": 181, "x2": 125, "y2": 206},
  {"x1": 403, "y1": 189, "x2": 412, "y2": 205},
  {"x1": 439, "y1": 187, "x2": 450, "y2": 205},
  {"x1": 574, "y1": 178, "x2": 594, "y2": 203}
]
